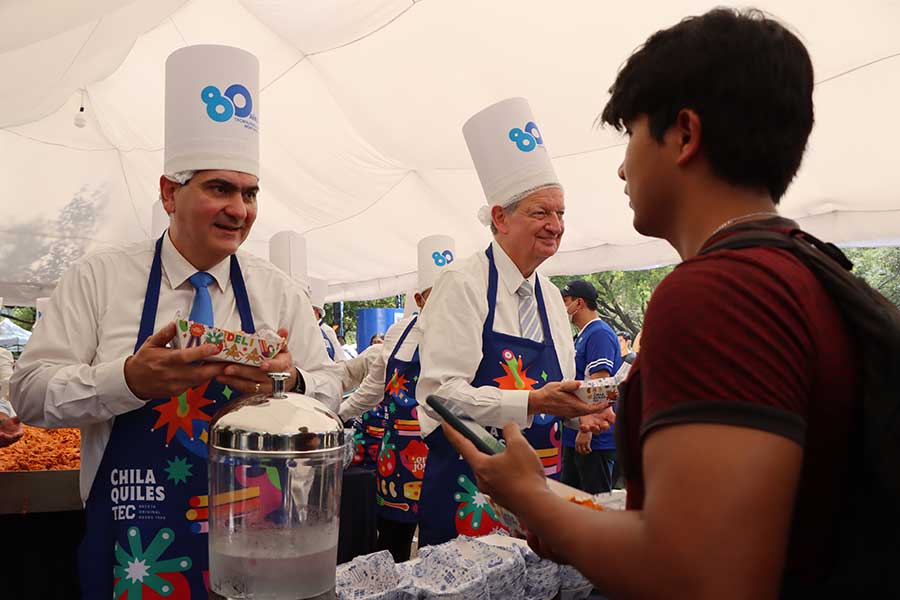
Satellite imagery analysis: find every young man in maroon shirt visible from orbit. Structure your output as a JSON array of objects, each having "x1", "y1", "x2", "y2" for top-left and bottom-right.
[{"x1": 442, "y1": 8, "x2": 863, "y2": 598}]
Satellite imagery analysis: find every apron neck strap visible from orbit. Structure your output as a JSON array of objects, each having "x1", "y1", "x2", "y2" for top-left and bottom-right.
[
  {"x1": 135, "y1": 235, "x2": 255, "y2": 353},
  {"x1": 484, "y1": 245, "x2": 499, "y2": 331},
  {"x1": 388, "y1": 315, "x2": 418, "y2": 363},
  {"x1": 484, "y1": 244, "x2": 552, "y2": 345}
]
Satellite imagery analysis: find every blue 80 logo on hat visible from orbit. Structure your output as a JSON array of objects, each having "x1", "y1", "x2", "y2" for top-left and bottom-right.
[
  {"x1": 508, "y1": 121, "x2": 544, "y2": 152},
  {"x1": 432, "y1": 250, "x2": 454, "y2": 267},
  {"x1": 201, "y1": 84, "x2": 253, "y2": 123}
]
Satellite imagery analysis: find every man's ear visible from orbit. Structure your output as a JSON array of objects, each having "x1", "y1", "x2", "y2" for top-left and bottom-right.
[
  {"x1": 159, "y1": 176, "x2": 178, "y2": 214},
  {"x1": 673, "y1": 108, "x2": 702, "y2": 167},
  {"x1": 492, "y1": 204, "x2": 509, "y2": 234}
]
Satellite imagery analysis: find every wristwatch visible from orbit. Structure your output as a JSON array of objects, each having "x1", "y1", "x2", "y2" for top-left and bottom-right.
[{"x1": 293, "y1": 368, "x2": 306, "y2": 394}]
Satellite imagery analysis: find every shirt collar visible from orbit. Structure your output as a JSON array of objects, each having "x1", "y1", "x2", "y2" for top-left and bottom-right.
[
  {"x1": 576, "y1": 317, "x2": 601, "y2": 338},
  {"x1": 491, "y1": 240, "x2": 537, "y2": 296},
  {"x1": 161, "y1": 232, "x2": 230, "y2": 293}
]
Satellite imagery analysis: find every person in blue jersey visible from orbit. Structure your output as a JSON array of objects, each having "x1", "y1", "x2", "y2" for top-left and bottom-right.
[{"x1": 559, "y1": 279, "x2": 621, "y2": 493}]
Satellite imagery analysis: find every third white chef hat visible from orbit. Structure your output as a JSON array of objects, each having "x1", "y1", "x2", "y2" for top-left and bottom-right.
[
  {"x1": 462, "y1": 97, "x2": 561, "y2": 227},
  {"x1": 417, "y1": 234, "x2": 456, "y2": 293},
  {"x1": 165, "y1": 45, "x2": 260, "y2": 178},
  {"x1": 269, "y1": 231, "x2": 310, "y2": 296},
  {"x1": 309, "y1": 277, "x2": 328, "y2": 312},
  {"x1": 403, "y1": 289, "x2": 418, "y2": 316},
  {"x1": 35, "y1": 298, "x2": 50, "y2": 323}
]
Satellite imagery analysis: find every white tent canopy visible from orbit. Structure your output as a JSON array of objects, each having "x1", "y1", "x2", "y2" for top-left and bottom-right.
[{"x1": 1, "y1": 0, "x2": 898, "y2": 306}]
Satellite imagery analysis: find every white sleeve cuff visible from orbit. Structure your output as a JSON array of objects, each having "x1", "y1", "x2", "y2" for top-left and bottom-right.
[
  {"x1": 337, "y1": 401, "x2": 354, "y2": 423},
  {"x1": 98, "y1": 356, "x2": 145, "y2": 416},
  {"x1": 499, "y1": 389, "x2": 531, "y2": 428}
]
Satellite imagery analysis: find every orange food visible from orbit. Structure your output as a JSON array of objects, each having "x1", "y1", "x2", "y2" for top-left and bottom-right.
[
  {"x1": 568, "y1": 496, "x2": 605, "y2": 511},
  {"x1": 0, "y1": 425, "x2": 80, "y2": 471}
]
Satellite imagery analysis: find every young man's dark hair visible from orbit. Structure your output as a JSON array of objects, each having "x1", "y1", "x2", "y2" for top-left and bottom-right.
[{"x1": 600, "y1": 8, "x2": 814, "y2": 202}]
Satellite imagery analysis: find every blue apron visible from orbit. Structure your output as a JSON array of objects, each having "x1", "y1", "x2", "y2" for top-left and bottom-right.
[
  {"x1": 320, "y1": 321, "x2": 336, "y2": 360},
  {"x1": 376, "y1": 316, "x2": 428, "y2": 523},
  {"x1": 418, "y1": 245, "x2": 563, "y2": 546},
  {"x1": 79, "y1": 235, "x2": 255, "y2": 599}
]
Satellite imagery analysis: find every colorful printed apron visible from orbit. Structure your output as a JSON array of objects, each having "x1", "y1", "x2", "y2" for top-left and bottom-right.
[
  {"x1": 78, "y1": 235, "x2": 254, "y2": 599},
  {"x1": 375, "y1": 316, "x2": 429, "y2": 523},
  {"x1": 320, "y1": 321, "x2": 336, "y2": 360},
  {"x1": 418, "y1": 245, "x2": 562, "y2": 546}
]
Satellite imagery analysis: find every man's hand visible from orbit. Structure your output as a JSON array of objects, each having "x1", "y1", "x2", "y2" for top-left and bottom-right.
[
  {"x1": 528, "y1": 381, "x2": 608, "y2": 418},
  {"x1": 217, "y1": 328, "x2": 298, "y2": 396},
  {"x1": 579, "y1": 408, "x2": 616, "y2": 434},
  {"x1": 124, "y1": 322, "x2": 227, "y2": 399},
  {"x1": 442, "y1": 421, "x2": 547, "y2": 516},
  {"x1": 0, "y1": 414, "x2": 24, "y2": 448},
  {"x1": 575, "y1": 431, "x2": 592, "y2": 455}
]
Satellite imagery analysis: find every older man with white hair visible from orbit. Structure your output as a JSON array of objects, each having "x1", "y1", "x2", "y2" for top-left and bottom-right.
[{"x1": 415, "y1": 98, "x2": 613, "y2": 546}]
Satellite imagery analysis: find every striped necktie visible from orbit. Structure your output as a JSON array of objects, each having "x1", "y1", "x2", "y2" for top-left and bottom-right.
[{"x1": 516, "y1": 280, "x2": 543, "y2": 342}]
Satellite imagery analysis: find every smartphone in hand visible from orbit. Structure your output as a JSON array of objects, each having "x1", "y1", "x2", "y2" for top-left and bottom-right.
[{"x1": 426, "y1": 395, "x2": 506, "y2": 455}]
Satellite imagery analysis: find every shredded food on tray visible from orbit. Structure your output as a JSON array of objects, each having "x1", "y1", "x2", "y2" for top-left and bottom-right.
[
  {"x1": 567, "y1": 496, "x2": 605, "y2": 511},
  {"x1": 0, "y1": 424, "x2": 80, "y2": 471}
]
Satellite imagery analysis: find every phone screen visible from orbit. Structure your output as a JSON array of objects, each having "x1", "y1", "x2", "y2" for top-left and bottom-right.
[
  {"x1": 457, "y1": 417, "x2": 507, "y2": 454},
  {"x1": 426, "y1": 395, "x2": 506, "y2": 455}
]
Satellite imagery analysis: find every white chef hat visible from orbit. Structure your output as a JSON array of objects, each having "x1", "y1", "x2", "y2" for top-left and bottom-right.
[
  {"x1": 35, "y1": 298, "x2": 49, "y2": 323},
  {"x1": 417, "y1": 235, "x2": 456, "y2": 293},
  {"x1": 463, "y1": 97, "x2": 561, "y2": 227},
  {"x1": 164, "y1": 45, "x2": 260, "y2": 177},
  {"x1": 269, "y1": 231, "x2": 310, "y2": 295},
  {"x1": 402, "y1": 289, "x2": 418, "y2": 316},
  {"x1": 309, "y1": 277, "x2": 328, "y2": 312}
]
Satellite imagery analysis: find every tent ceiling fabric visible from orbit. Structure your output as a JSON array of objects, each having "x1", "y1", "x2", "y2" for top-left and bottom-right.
[{"x1": 1, "y1": 0, "x2": 898, "y2": 305}]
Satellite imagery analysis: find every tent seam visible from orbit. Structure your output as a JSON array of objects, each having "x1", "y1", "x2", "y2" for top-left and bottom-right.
[{"x1": 300, "y1": 170, "x2": 413, "y2": 234}]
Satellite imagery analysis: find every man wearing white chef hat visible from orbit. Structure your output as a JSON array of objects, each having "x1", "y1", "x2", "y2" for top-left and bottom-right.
[
  {"x1": 415, "y1": 97, "x2": 613, "y2": 546},
  {"x1": 339, "y1": 234, "x2": 456, "y2": 560},
  {"x1": 11, "y1": 45, "x2": 340, "y2": 599}
]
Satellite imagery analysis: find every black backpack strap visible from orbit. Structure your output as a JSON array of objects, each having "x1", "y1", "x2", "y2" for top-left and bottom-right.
[
  {"x1": 703, "y1": 223, "x2": 854, "y2": 272},
  {"x1": 702, "y1": 219, "x2": 900, "y2": 499}
]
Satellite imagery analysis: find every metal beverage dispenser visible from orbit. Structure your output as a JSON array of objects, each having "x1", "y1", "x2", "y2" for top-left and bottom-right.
[{"x1": 208, "y1": 373, "x2": 351, "y2": 599}]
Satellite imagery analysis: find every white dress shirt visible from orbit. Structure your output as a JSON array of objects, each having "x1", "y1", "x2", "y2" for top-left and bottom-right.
[
  {"x1": 339, "y1": 342, "x2": 382, "y2": 394},
  {"x1": 417, "y1": 240, "x2": 575, "y2": 437},
  {"x1": 338, "y1": 314, "x2": 420, "y2": 422},
  {"x1": 319, "y1": 321, "x2": 345, "y2": 362},
  {"x1": 10, "y1": 233, "x2": 343, "y2": 502}
]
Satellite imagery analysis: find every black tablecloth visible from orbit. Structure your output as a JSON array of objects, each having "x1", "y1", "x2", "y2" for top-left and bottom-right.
[
  {"x1": 0, "y1": 510, "x2": 85, "y2": 599},
  {"x1": 337, "y1": 465, "x2": 378, "y2": 564}
]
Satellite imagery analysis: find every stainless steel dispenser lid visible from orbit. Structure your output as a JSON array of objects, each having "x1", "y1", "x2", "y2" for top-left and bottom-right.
[{"x1": 210, "y1": 372, "x2": 345, "y2": 454}]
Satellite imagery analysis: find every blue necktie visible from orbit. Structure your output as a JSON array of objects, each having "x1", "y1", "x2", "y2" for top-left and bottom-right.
[{"x1": 188, "y1": 272, "x2": 215, "y2": 327}]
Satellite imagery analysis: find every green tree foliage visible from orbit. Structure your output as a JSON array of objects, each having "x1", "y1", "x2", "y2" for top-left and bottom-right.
[
  {"x1": 548, "y1": 248, "x2": 900, "y2": 338},
  {"x1": 845, "y1": 247, "x2": 900, "y2": 307},
  {"x1": 551, "y1": 267, "x2": 674, "y2": 336},
  {"x1": 0, "y1": 307, "x2": 35, "y2": 331}
]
